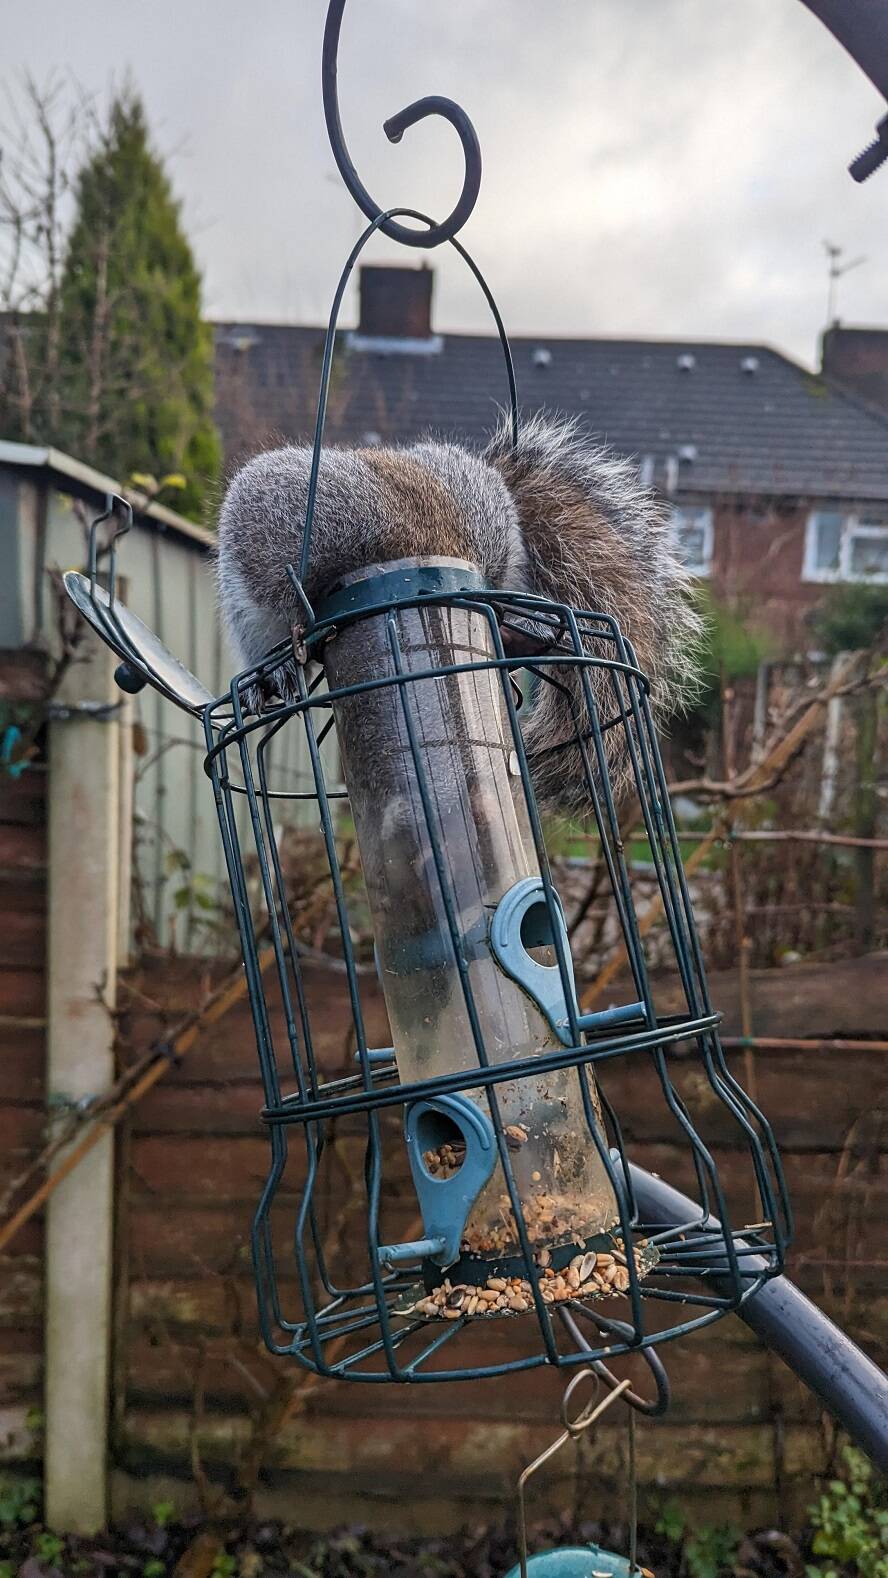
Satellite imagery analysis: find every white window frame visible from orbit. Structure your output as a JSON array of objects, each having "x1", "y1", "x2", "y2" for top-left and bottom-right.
[
  {"x1": 803, "y1": 511, "x2": 888, "y2": 585},
  {"x1": 671, "y1": 505, "x2": 714, "y2": 578}
]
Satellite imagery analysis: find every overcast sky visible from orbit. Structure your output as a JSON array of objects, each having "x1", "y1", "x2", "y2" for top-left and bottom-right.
[{"x1": 5, "y1": 0, "x2": 887, "y2": 366}]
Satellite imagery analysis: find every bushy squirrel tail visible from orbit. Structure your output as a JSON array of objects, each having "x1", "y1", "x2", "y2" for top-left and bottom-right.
[
  {"x1": 215, "y1": 413, "x2": 703, "y2": 813},
  {"x1": 485, "y1": 412, "x2": 704, "y2": 811}
]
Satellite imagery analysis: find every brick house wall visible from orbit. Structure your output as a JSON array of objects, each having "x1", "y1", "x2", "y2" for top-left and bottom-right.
[
  {"x1": 676, "y1": 491, "x2": 888, "y2": 650},
  {"x1": 822, "y1": 326, "x2": 888, "y2": 415},
  {"x1": 708, "y1": 500, "x2": 821, "y2": 647}
]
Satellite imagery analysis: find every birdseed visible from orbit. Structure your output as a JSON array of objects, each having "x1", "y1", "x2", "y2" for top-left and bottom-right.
[{"x1": 405, "y1": 1240, "x2": 653, "y2": 1322}]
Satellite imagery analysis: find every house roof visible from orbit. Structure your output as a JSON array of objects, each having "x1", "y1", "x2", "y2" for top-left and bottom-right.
[
  {"x1": 0, "y1": 440, "x2": 213, "y2": 550},
  {"x1": 213, "y1": 325, "x2": 888, "y2": 503}
]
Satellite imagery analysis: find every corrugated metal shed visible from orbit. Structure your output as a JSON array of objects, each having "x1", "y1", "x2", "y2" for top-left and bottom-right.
[{"x1": 0, "y1": 442, "x2": 319, "y2": 952}]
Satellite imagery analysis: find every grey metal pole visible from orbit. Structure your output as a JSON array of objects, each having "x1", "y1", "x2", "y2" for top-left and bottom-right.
[
  {"x1": 796, "y1": 0, "x2": 888, "y2": 179},
  {"x1": 629, "y1": 1165, "x2": 888, "y2": 1472}
]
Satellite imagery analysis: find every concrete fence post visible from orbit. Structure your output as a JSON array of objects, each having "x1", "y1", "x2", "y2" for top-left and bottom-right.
[{"x1": 45, "y1": 628, "x2": 125, "y2": 1533}]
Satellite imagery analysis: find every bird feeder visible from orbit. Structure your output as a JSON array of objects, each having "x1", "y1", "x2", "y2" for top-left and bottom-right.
[
  {"x1": 60, "y1": 0, "x2": 795, "y2": 1393},
  {"x1": 60, "y1": 32, "x2": 888, "y2": 1578},
  {"x1": 64, "y1": 464, "x2": 790, "y2": 1385}
]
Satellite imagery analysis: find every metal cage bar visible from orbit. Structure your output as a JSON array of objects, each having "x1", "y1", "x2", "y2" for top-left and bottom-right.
[{"x1": 196, "y1": 580, "x2": 789, "y2": 1381}]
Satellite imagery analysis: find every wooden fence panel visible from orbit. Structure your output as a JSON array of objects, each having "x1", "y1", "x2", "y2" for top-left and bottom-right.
[
  {"x1": 109, "y1": 952, "x2": 888, "y2": 1528},
  {"x1": 0, "y1": 763, "x2": 47, "y2": 1459}
]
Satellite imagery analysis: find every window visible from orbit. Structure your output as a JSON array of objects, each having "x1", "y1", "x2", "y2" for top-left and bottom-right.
[
  {"x1": 672, "y1": 506, "x2": 713, "y2": 576},
  {"x1": 804, "y1": 511, "x2": 888, "y2": 584}
]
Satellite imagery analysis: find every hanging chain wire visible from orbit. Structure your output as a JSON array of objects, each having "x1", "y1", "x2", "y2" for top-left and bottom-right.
[
  {"x1": 293, "y1": 206, "x2": 519, "y2": 597},
  {"x1": 516, "y1": 1372, "x2": 637, "y2": 1578},
  {"x1": 627, "y1": 1408, "x2": 638, "y2": 1578},
  {"x1": 289, "y1": 0, "x2": 522, "y2": 626}
]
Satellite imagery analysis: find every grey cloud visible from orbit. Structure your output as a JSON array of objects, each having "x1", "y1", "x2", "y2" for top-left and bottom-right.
[{"x1": 4, "y1": 0, "x2": 886, "y2": 362}]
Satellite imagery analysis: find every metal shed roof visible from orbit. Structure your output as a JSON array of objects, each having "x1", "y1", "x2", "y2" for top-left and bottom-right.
[{"x1": 0, "y1": 440, "x2": 213, "y2": 550}]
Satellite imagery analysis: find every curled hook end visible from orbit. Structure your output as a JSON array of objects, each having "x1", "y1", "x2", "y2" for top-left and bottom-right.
[{"x1": 323, "y1": 0, "x2": 482, "y2": 249}]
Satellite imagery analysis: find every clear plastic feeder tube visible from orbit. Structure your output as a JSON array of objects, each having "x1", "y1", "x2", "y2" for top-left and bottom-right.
[{"x1": 323, "y1": 559, "x2": 619, "y2": 1261}]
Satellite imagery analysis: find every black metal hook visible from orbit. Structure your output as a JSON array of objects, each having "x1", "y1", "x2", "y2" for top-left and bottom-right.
[
  {"x1": 87, "y1": 492, "x2": 133, "y2": 605},
  {"x1": 322, "y1": 0, "x2": 482, "y2": 247}
]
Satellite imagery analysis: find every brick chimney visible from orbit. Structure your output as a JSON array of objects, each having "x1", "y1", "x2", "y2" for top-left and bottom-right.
[
  {"x1": 821, "y1": 325, "x2": 888, "y2": 413},
  {"x1": 358, "y1": 264, "x2": 434, "y2": 340}
]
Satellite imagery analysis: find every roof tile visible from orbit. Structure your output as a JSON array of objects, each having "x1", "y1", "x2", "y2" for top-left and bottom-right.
[{"x1": 213, "y1": 327, "x2": 888, "y2": 502}]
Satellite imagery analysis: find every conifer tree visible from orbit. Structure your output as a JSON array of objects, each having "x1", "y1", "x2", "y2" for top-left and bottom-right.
[{"x1": 55, "y1": 88, "x2": 220, "y2": 519}]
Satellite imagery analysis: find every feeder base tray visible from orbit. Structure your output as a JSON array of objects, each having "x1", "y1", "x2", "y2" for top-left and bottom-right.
[{"x1": 393, "y1": 1237, "x2": 659, "y2": 1322}]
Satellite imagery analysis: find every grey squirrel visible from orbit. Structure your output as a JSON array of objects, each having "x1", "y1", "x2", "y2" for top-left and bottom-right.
[{"x1": 215, "y1": 412, "x2": 703, "y2": 812}]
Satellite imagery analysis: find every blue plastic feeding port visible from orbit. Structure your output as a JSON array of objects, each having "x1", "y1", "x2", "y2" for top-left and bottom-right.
[
  {"x1": 491, "y1": 878, "x2": 645, "y2": 1045},
  {"x1": 395, "y1": 1094, "x2": 498, "y2": 1267},
  {"x1": 503, "y1": 1545, "x2": 643, "y2": 1578}
]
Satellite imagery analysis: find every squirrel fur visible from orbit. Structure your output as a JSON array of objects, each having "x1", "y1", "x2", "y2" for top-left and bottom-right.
[{"x1": 215, "y1": 412, "x2": 703, "y2": 812}]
